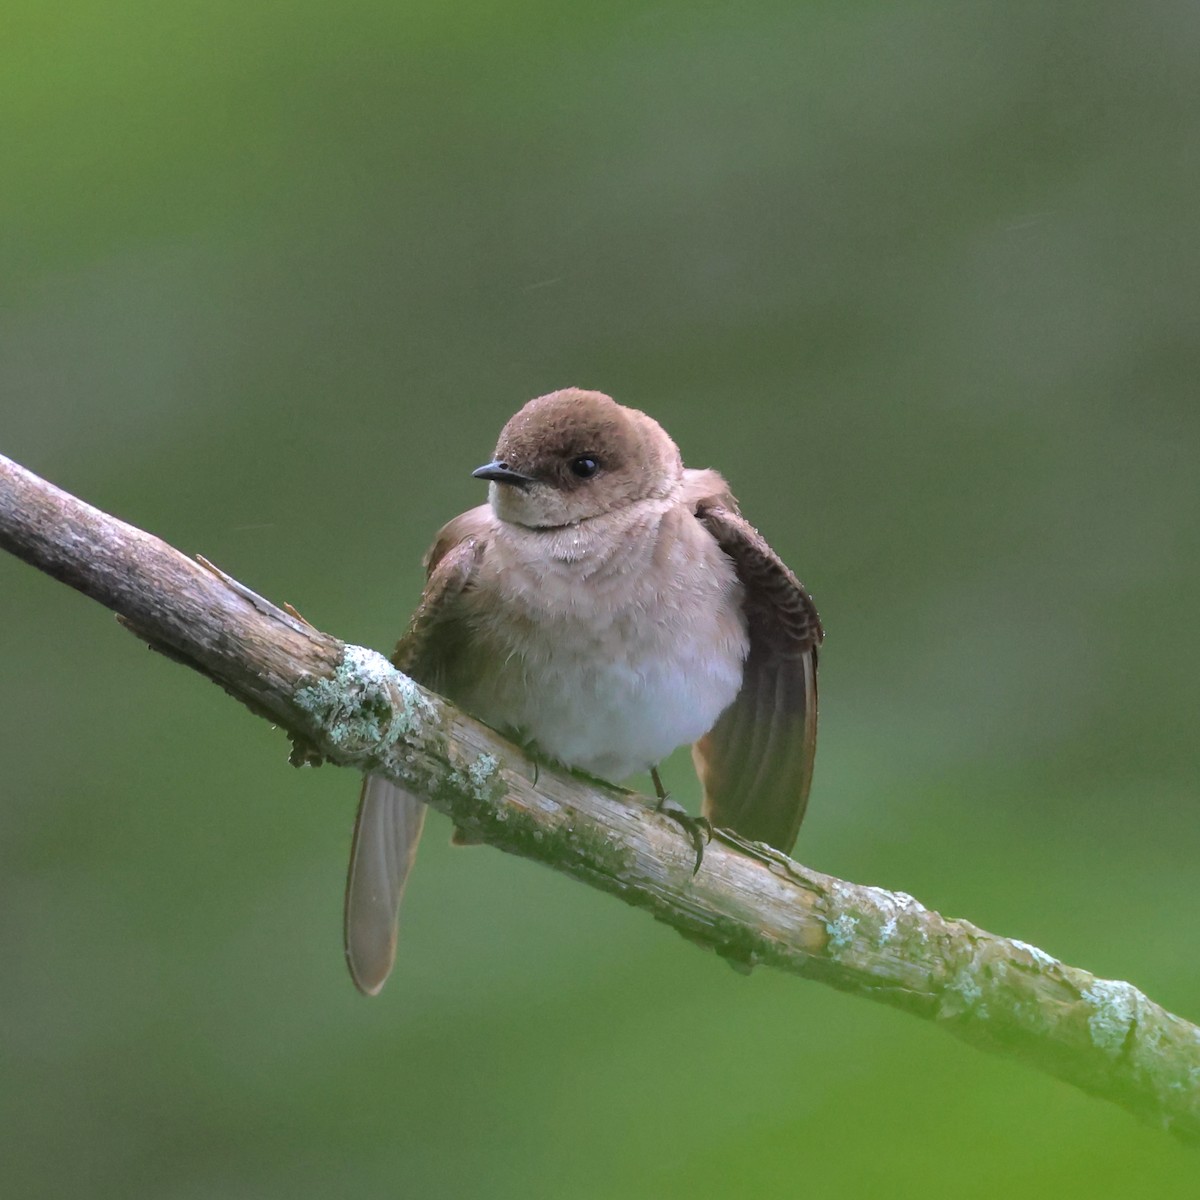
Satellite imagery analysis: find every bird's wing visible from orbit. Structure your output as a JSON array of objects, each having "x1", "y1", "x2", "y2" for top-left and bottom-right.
[
  {"x1": 690, "y1": 496, "x2": 823, "y2": 855},
  {"x1": 344, "y1": 507, "x2": 490, "y2": 995}
]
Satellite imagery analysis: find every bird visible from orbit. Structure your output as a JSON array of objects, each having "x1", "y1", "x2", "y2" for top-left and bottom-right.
[{"x1": 345, "y1": 388, "x2": 823, "y2": 994}]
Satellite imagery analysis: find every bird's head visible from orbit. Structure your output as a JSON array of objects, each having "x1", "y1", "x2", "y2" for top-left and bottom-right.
[{"x1": 474, "y1": 388, "x2": 682, "y2": 528}]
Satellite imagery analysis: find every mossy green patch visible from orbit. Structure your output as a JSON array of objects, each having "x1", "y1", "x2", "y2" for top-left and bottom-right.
[{"x1": 293, "y1": 644, "x2": 437, "y2": 762}]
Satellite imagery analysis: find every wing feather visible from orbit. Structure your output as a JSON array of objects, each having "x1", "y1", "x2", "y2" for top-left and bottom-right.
[
  {"x1": 691, "y1": 501, "x2": 822, "y2": 854},
  {"x1": 343, "y1": 510, "x2": 489, "y2": 994},
  {"x1": 344, "y1": 774, "x2": 428, "y2": 995}
]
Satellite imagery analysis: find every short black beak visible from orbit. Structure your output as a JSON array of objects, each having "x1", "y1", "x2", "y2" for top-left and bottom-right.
[{"x1": 472, "y1": 460, "x2": 536, "y2": 486}]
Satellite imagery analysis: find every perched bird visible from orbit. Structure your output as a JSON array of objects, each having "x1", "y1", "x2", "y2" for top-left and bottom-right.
[{"x1": 345, "y1": 388, "x2": 823, "y2": 994}]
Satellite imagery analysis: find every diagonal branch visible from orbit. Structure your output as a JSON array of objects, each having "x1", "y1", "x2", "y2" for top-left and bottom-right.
[{"x1": 1, "y1": 450, "x2": 1198, "y2": 1145}]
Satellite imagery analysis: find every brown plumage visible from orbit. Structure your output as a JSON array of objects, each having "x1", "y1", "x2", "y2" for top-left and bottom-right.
[{"x1": 345, "y1": 388, "x2": 823, "y2": 994}]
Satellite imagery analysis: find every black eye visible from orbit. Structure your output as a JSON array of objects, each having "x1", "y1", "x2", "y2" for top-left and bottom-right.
[{"x1": 569, "y1": 456, "x2": 599, "y2": 479}]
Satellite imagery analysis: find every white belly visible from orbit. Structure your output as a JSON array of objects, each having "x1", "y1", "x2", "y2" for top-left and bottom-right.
[
  {"x1": 455, "y1": 505, "x2": 749, "y2": 781},
  {"x1": 496, "y1": 629, "x2": 745, "y2": 780}
]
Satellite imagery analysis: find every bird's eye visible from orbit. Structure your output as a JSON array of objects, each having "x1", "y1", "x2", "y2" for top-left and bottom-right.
[{"x1": 569, "y1": 456, "x2": 600, "y2": 479}]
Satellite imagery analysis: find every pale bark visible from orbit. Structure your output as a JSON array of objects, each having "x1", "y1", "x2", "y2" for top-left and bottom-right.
[{"x1": 1, "y1": 451, "x2": 1197, "y2": 1145}]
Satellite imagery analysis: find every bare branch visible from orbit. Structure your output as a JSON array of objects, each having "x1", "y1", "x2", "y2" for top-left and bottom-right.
[{"x1": 2, "y1": 450, "x2": 1198, "y2": 1145}]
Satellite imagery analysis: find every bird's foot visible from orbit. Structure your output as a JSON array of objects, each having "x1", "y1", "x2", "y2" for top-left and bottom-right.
[
  {"x1": 649, "y1": 765, "x2": 710, "y2": 874},
  {"x1": 655, "y1": 795, "x2": 711, "y2": 875}
]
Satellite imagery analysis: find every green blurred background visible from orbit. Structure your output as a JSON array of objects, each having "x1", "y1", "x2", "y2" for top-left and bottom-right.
[{"x1": 3, "y1": 2, "x2": 1198, "y2": 1196}]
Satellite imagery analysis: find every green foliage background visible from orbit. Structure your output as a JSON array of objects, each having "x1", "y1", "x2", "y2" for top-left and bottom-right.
[{"x1": 2, "y1": 3, "x2": 1198, "y2": 1196}]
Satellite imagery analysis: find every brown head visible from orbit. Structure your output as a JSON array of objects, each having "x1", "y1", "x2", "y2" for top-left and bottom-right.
[{"x1": 473, "y1": 388, "x2": 683, "y2": 528}]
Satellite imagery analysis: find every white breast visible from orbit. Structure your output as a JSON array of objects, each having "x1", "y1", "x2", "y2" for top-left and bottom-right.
[{"x1": 456, "y1": 503, "x2": 748, "y2": 782}]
